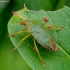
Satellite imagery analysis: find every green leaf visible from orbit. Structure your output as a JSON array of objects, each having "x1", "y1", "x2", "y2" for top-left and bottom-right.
[
  {"x1": 55, "y1": 0, "x2": 67, "y2": 10},
  {"x1": 8, "y1": 6, "x2": 70, "y2": 70},
  {"x1": 13, "y1": 0, "x2": 55, "y2": 11}
]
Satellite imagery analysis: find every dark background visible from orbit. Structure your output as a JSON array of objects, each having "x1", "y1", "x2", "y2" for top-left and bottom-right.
[{"x1": 0, "y1": 0, "x2": 70, "y2": 70}]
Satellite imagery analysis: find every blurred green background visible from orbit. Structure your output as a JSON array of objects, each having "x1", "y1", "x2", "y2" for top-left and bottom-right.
[{"x1": 0, "y1": 0, "x2": 70, "y2": 70}]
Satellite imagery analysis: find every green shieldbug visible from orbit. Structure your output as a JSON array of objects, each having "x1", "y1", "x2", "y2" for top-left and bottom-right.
[{"x1": 8, "y1": 6, "x2": 63, "y2": 68}]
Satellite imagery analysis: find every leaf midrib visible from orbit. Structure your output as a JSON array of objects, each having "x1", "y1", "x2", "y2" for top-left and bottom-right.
[{"x1": 56, "y1": 44, "x2": 70, "y2": 59}]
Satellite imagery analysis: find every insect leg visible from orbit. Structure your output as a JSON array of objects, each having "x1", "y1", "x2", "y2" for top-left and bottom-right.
[
  {"x1": 8, "y1": 30, "x2": 28, "y2": 38},
  {"x1": 7, "y1": 34, "x2": 15, "y2": 37},
  {"x1": 46, "y1": 24, "x2": 63, "y2": 30},
  {"x1": 33, "y1": 38, "x2": 46, "y2": 68},
  {"x1": 53, "y1": 26, "x2": 63, "y2": 30},
  {"x1": 12, "y1": 34, "x2": 31, "y2": 51}
]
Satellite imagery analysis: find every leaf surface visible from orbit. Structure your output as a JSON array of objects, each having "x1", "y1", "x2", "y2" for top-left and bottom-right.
[{"x1": 8, "y1": 6, "x2": 70, "y2": 70}]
